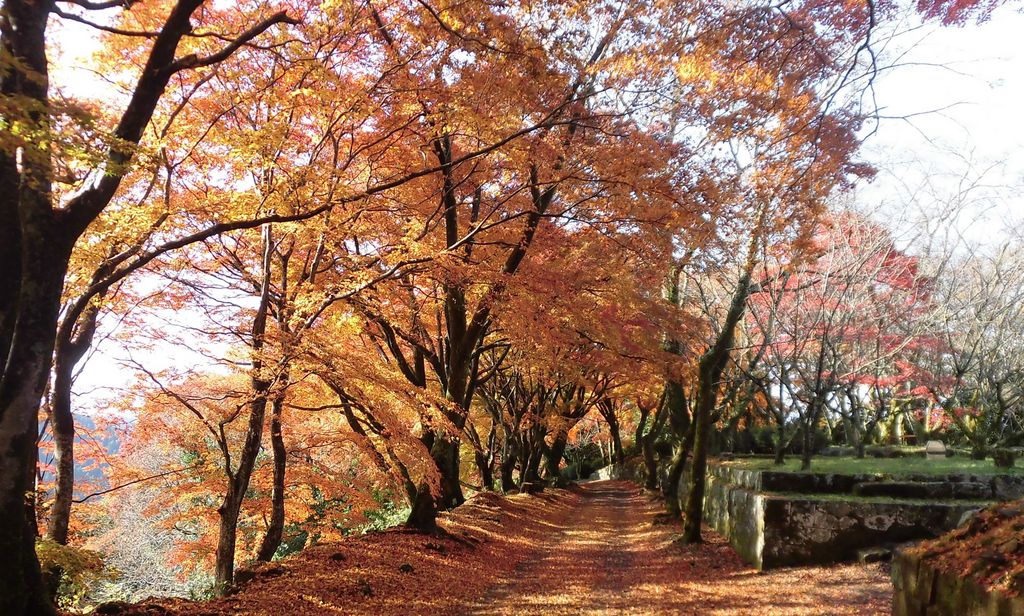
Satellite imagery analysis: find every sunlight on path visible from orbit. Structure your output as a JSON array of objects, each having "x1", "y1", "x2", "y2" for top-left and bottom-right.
[{"x1": 468, "y1": 481, "x2": 889, "y2": 615}]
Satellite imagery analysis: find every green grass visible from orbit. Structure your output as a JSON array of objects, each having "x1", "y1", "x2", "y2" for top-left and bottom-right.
[{"x1": 723, "y1": 456, "x2": 1024, "y2": 476}]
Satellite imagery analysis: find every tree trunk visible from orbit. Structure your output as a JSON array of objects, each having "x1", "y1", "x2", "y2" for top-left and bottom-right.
[
  {"x1": 45, "y1": 298, "x2": 104, "y2": 600},
  {"x1": 520, "y1": 441, "x2": 544, "y2": 489},
  {"x1": 499, "y1": 449, "x2": 517, "y2": 493},
  {"x1": 800, "y1": 425, "x2": 813, "y2": 471},
  {"x1": 664, "y1": 421, "x2": 696, "y2": 517},
  {"x1": 46, "y1": 359, "x2": 76, "y2": 548},
  {"x1": 215, "y1": 228, "x2": 274, "y2": 589},
  {"x1": 773, "y1": 414, "x2": 786, "y2": 465},
  {"x1": 0, "y1": 237, "x2": 71, "y2": 616},
  {"x1": 800, "y1": 400, "x2": 820, "y2": 471},
  {"x1": 256, "y1": 392, "x2": 287, "y2": 562},
  {"x1": 438, "y1": 438, "x2": 464, "y2": 506},
  {"x1": 682, "y1": 385, "x2": 712, "y2": 542},
  {"x1": 607, "y1": 414, "x2": 624, "y2": 465},
  {"x1": 851, "y1": 401, "x2": 864, "y2": 458},
  {"x1": 47, "y1": 252, "x2": 110, "y2": 555},
  {"x1": 474, "y1": 449, "x2": 494, "y2": 491},
  {"x1": 0, "y1": 2, "x2": 63, "y2": 611},
  {"x1": 642, "y1": 438, "x2": 658, "y2": 489},
  {"x1": 42, "y1": 332, "x2": 81, "y2": 599},
  {"x1": 214, "y1": 486, "x2": 244, "y2": 589},
  {"x1": 214, "y1": 387, "x2": 269, "y2": 590},
  {"x1": 642, "y1": 432, "x2": 660, "y2": 490},
  {"x1": 406, "y1": 481, "x2": 438, "y2": 531},
  {"x1": 681, "y1": 268, "x2": 752, "y2": 544},
  {"x1": 661, "y1": 376, "x2": 691, "y2": 514},
  {"x1": 641, "y1": 401, "x2": 669, "y2": 490},
  {"x1": 406, "y1": 435, "x2": 462, "y2": 531},
  {"x1": 543, "y1": 432, "x2": 568, "y2": 479},
  {"x1": 634, "y1": 405, "x2": 651, "y2": 455}
]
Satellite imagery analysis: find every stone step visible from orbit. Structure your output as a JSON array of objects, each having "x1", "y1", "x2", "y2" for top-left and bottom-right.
[{"x1": 856, "y1": 545, "x2": 893, "y2": 563}]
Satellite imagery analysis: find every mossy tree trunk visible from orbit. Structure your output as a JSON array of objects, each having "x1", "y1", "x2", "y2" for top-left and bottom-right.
[
  {"x1": 681, "y1": 268, "x2": 752, "y2": 544},
  {"x1": 641, "y1": 399, "x2": 669, "y2": 490}
]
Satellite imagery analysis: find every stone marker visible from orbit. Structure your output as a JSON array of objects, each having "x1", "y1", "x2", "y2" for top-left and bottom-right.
[{"x1": 925, "y1": 440, "x2": 946, "y2": 460}]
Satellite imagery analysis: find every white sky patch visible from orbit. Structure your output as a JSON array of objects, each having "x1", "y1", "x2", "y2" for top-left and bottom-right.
[{"x1": 859, "y1": 5, "x2": 1024, "y2": 248}]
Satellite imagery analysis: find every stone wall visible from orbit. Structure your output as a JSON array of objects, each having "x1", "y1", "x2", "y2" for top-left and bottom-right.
[
  {"x1": 595, "y1": 458, "x2": 1023, "y2": 570},
  {"x1": 891, "y1": 549, "x2": 1024, "y2": 616},
  {"x1": 707, "y1": 463, "x2": 1024, "y2": 500},
  {"x1": 699, "y1": 464, "x2": 989, "y2": 570},
  {"x1": 702, "y1": 472, "x2": 764, "y2": 566},
  {"x1": 758, "y1": 497, "x2": 978, "y2": 568}
]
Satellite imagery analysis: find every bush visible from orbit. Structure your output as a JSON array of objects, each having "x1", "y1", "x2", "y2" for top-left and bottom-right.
[
  {"x1": 362, "y1": 493, "x2": 411, "y2": 532},
  {"x1": 36, "y1": 539, "x2": 114, "y2": 610}
]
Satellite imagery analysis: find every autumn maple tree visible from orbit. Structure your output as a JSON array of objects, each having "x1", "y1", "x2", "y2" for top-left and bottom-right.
[{"x1": 2, "y1": 0, "x2": 1012, "y2": 610}]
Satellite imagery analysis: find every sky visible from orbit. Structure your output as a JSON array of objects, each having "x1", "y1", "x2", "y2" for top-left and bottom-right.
[
  {"x1": 856, "y1": 5, "x2": 1024, "y2": 248},
  {"x1": 66, "y1": 3, "x2": 1024, "y2": 415}
]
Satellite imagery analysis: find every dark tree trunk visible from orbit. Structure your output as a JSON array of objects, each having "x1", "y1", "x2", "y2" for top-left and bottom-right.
[
  {"x1": 642, "y1": 443, "x2": 658, "y2": 489},
  {"x1": 46, "y1": 360, "x2": 76, "y2": 548},
  {"x1": 851, "y1": 396, "x2": 865, "y2": 459},
  {"x1": 634, "y1": 405, "x2": 651, "y2": 455},
  {"x1": 661, "y1": 377, "x2": 691, "y2": 515},
  {"x1": 0, "y1": 3, "x2": 61, "y2": 612},
  {"x1": 800, "y1": 429, "x2": 813, "y2": 470},
  {"x1": 500, "y1": 449, "x2": 517, "y2": 493},
  {"x1": 800, "y1": 400, "x2": 822, "y2": 471},
  {"x1": 474, "y1": 449, "x2": 494, "y2": 491},
  {"x1": 520, "y1": 437, "x2": 544, "y2": 489},
  {"x1": 214, "y1": 486, "x2": 243, "y2": 589},
  {"x1": 774, "y1": 417, "x2": 786, "y2": 465},
  {"x1": 543, "y1": 432, "x2": 568, "y2": 479},
  {"x1": 45, "y1": 296, "x2": 104, "y2": 589},
  {"x1": 681, "y1": 269, "x2": 752, "y2": 544},
  {"x1": 0, "y1": 240, "x2": 71, "y2": 616},
  {"x1": 214, "y1": 388, "x2": 269, "y2": 590},
  {"x1": 215, "y1": 227, "x2": 275, "y2": 590},
  {"x1": 42, "y1": 321, "x2": 87, "y2": 600},
  {"x1": 641, "y1": 398, "x2": 669, "y2": 490},
  {"x1": 438, "y1": 438, "x2": 464, "y2": 506},
  {"x1": 406, "y1": 481, "x2": 438, "y2": 531},
  {"x1": 256, "y1": 392, "x2": 287, "y2": 562},
  {"x1": 641, "y1": 425, "x2": 661, "y2": 490},
  {"x1": 406, "y1": 436, "x2": 462, "y2": 531},
  {"x1": 46, "y1": 244, "x2": 118, "y2": 556},
  {"x1": 663, "y1": 421, "x2": 696, "y2": 516},
  {"x1": 608, "y1": 418, "x2": 624, "y2": 465},
  {"x1": 682, "y1": 379, "x2": 713, "y2": 541}
]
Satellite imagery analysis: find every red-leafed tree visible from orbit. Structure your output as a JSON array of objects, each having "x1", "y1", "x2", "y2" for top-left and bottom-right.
[{"x1": 744, "y1": 210, "x2": 938, "y2": 467}]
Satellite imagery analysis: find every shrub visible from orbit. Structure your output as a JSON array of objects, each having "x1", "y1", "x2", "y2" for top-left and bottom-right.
[{"x1": 36, "y1": 539, "x2": 115, "y2": 610}]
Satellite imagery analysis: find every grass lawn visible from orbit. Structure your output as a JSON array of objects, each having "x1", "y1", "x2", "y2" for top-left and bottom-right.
[{"x1": 723, "y1": 456, "x2": 1024, "y2": 476}]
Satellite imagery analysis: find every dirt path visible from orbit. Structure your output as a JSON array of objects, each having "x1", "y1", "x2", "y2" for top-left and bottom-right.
[
  {"x1": 468, "y1": 481, "x2": 890, "y2": 615},
  {"x1": 117, "y1": 481, "x2": 890, "y2": 616}
]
